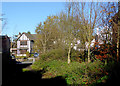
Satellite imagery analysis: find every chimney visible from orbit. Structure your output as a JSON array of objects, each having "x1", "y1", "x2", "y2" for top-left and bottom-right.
[
  {"x1": 19, "y1": 32, "x2": 21, "y2": 35},
  {"x1": 17, "y1": 32, "x2": 21, "y2": 38}
]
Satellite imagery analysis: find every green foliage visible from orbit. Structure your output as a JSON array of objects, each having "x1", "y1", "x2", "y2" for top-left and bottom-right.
[
  {"x1": 30, "y1": 54, "x2": 34, "y2": 57},
  {"x1": 71, "y1": 49, "x2": 85, "y2": 62},
  {"x1": 71, "y1": 49, "x2": 80, "y2": 58},
  {"x1": 27, "y1": 31, "x2": 31, "y2": 34},
  {"x1": 34, "y1": 15, "x2": 62, "y2": 53},
  {"x1": 40, "y1": 48, "x2": 68, "y2": 61},
  {"x1": 26, "y1": 51, "x2": 30, "y2": 58},
  {"x1": 31, "y1": 59, "x2": 104, "y2": 85},
  {"x1": 100, "y1": 75, "x2": 108, "y2": 81},
  {"x1": 90, "y1": 75, "x2": 108, "y2": 86},
  {"x1": 31, "y1": 3, "x2": 118, "y2": 84},
  {"x1": 64, "y1": 60, "x2": 104, "y2": 85},
  {"x1": 15, "y1": 56, "x2": 26, "y2": 59},
  {"x1": 22, "y1": 68, "x2": 30, "y2": 72}
]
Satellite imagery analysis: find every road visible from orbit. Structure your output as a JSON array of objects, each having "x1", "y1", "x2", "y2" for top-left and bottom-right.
[
  {"x1": 16, "y1": 61, "x2": 33, "y2": 64},
  {"x1": 16, "y1": 57, "x2": 35, "y2": 64}
]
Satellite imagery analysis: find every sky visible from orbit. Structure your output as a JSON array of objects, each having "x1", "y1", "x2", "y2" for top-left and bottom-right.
[
  {"x1": 2, "y1": 2, "x2": 65, "y2": 37},
  {"x1": 1, "y1": 1, "x2": 118, "y2": 37}
]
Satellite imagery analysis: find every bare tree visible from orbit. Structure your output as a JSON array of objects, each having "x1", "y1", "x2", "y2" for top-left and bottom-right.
[
  {"x1": 100, "y1": 2, "x2": 118, "y2": 61},
  {"x1": 77, "y1": 2, "x2": 103, "y2": 62},
  {"x1": 34, "y1": 16, "x2": 60, "y2": 54},
  {"x1": 58, "y1": 2, "x2": 79, "y2": 64},
  {"x1": 0, "y1": 13, "x2": 7, "y2": 34}
]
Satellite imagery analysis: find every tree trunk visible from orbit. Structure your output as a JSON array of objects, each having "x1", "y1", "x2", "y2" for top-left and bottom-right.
[
  {"x1": 43, "y1": 44, "x2": 46, "y2": 54},
  {"x1": 88, "y1": 43, "x2": 91, "y2": 63},
  {"x1": 105, "y1": 59, "x2": 107, "y2": 65},
  {"x1": 117, "y1": 26, "x2": 119, "y2": 62},
  {"x1": 68, "y1": 45, "x2": 71, "y2": 64},
  {"x1": 117, "y1": 4, "x2": 120, "y2": 62},
  {"x1": 88, "y1": 27, "x2": 91, "y2": 63}
]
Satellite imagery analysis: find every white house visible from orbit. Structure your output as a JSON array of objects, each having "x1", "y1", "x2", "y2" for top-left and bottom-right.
[{"x1": 11, "y1": 32, "x2": 37, "y2": 56}]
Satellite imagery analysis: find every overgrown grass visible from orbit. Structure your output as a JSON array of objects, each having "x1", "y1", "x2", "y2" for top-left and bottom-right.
[
  {"x1": 27, "y1": 48, "x2": 116, "y2": 85},
  {"x1": 15, "y1": 56, "x2": 26, "y2": 59},
  {"x1": 22, "y1": 68, "x2": 30, "y2": 72},
  {"x1": 31, "y1": 59, "x2": 106, "y2": 85}
]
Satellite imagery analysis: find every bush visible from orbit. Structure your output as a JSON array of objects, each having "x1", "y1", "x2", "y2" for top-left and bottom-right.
[
  {"x1": 30, "y1": 46, "x2": 108, "y2": 85},
  {"x1": 15, "y1": 56, "x2": 26, "y2": 59},
  {"x1": 64, "y1": 60, "x2": 104, "y2": 85},
  {"x1": 40, "y1": 48, "x2": 68, "y2": 61},
  {"x1": 26, "y1": 51, "x2": 30, "y2": 57},
  {"x1": 30, "y1": 54, "x2": 34, "y2": 57},
  {"x1": 22, "y1": 68, "x2": 30, "y2": 72},
  {"x1": 71, "y1": 49, "x2": 85, "y2": 62},
  {"x1": 31, "y1": 59, "x2": 104, "y2": 85}
]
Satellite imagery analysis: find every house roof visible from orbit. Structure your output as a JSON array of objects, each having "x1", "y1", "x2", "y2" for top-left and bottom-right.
[
  {"x1": 24, "y1": 33, "x2": 37, "y2": 40},
  {"x1": 31, "y1": 34, "x2": 37, "y2": 40},
  {"x1": 11, "y1": 33, "x2": 37, "y2": 48},
  {"x1": 16, "y1": 32, "x2": 37, "y2": 41}
]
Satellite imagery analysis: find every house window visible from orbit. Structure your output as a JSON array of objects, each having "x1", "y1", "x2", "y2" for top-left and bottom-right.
[
  {"x1": 20, "y1": 41, "x2": 27, "y2": 45},
  {"x1": 12, "y1": 50, "x2": 17, "y2": 54},
  {"x1": 20, "y1": 49, "x2": 27, "y2": 54}
]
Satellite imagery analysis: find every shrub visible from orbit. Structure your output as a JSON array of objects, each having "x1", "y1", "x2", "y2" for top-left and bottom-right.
[
  {"x1": 26, "y1": 51, "x2": 30, "y2": 58},
  {"x1": 15, "y1": 56, "x2": 26, "y2": 59},
  {"x1": 40, "y1": 48, "x2": 68, "y2": 61},
  {"x1": 64, "y1": 60, "x2": 104, "y2": 85},
  {"x1": 31, "y1": 59, "x2": 104, "y2": 85},
  {"x1": 30, "y1": 54, "x2": 34, "y2": 57},
  {"x1": 94, "y1": 43, "x2": 116, "y2": 62},
  {"x1": 22, "y1": 68, "x2": 30, "y2": 72},
  {"x1": 71, "y1": 49, "x2": 85, "y2": 62}
]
